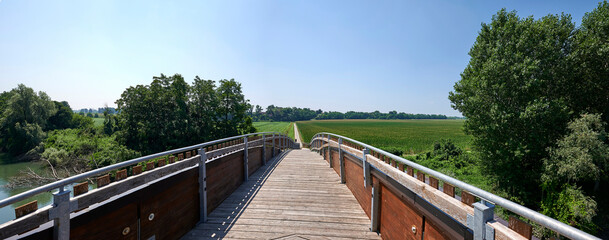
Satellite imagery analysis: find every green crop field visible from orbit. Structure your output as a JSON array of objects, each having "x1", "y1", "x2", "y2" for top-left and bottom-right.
[
  {"x1": 92, "y1": 117, "x2": 104, "y2": 127},
  {"x1": 253, "y1": 122, "x2": 295, "y2": 140},
  {"x1": 296, "y1": 119, "x2": 471, "y2": 155}
]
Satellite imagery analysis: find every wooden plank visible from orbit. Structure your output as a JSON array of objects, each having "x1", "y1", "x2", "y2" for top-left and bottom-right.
[
  {"x1": 158, "y1": 159, "x2": 166, "y2": 167},
  {"x1": 406, "y1": 166, "x2": 414, "y2": 176},
  {"x1": 115, "y1": 169, "x2": 127, "y2": 181},
  {"x1": 132, "y1": 165, "x2": 142, "y2": 175},
  {"x1": 443, "y1": 182, "x2": 455, "y2": 197},
  {"x1": 429, "y1": 176, "x2": 439, "y2": 189},
  {"x1": 145, "y1": 161, "x2": 154, "y2": 171},
  {"x1": 186, "y1": 151, "x2": 191, "y2": 158},
  {"x1": 398, "y1": 163, "x2": 404, "y2": 171},
  {"x1": 15, "y1": 201, "x2": 37, "y2": 219},
  {"x1": 169, "y1": 155, "x2": 175, "y2": 164},
  {"x1": 178, "y1": 153, "x2": 184, "y2": 160},
  {"x1": 73, "y1": 182, "x2": 89, "y2": 196},
  {"x1": 96, "y1": 174, "x2": 110, "y2": 188},
  {"x1": 460, "y1": 191, "x2": 475, "y2": 207},
  {"x1": 508, "y1": 216, "x2": 533, "y2": 240},
  {"x1": 74, "y1": 157, "x2": 199, "y2": 211},
  {"x1": 416, "y1": 171, "x2": 425, "y2": 182},
  {"x1": 488, "y1": 221, "x2": 528, "y2": 240},
  {"x1": 0, "y1": 206, "x2": 50, "y2": 239}
]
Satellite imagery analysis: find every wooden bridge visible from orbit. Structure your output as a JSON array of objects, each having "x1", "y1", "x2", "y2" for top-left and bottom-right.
[{"x1": 0, "y1": 131, "x2": 600, "y2": 240}]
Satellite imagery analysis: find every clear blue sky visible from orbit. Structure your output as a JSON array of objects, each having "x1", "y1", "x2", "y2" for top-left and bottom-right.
[{"x1": 0, "y1": 0, "x2": 601, "y2": 116}]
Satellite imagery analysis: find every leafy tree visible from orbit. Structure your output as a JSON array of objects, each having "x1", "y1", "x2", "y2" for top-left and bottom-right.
[
  {"x1": 48, "y1": 101, "x2": 74, "y2": 130},
  {"x1": 0, "y1": 84, "x2": 56, "y2": 155},
  {"x1": 449, "y1": 9, "x2": 576, "y2": 204},
  {"x1": 189, "y1": 76, "x2": 219, "y2": 142},
  {"x1": 71, "y1": 114, "x2": 94, "y2": 129},
  {"x1": 216, "y1": 79, "x2": 252, "y2": 137}
]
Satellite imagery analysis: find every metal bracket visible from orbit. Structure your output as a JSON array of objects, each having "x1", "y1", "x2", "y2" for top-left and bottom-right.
[{"x1": 467, "y1": 201, "x2": 496, "y2": 240}]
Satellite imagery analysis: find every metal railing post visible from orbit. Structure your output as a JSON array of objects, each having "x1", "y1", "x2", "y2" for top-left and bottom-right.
[
  {"x1": 363, "y1": 148, "x2": 370, "y2": 188},
  {"x1": 49, "y1": 186, "x2": 75, "y2": 240},
  {"x1": 198, "y1": 147, "x2": 207, "y2": 223},
  {"x1": 371, "y1": 179, "x2": 380, "y2": 232},
  {"x1": 469, "y1": 201, "x2": 495, "y2": 240},
  {"x1": 339, "y1": 138, "x2": 345, "y2": 184},
  {"x1": 244, "y1": 137, "x2": 249, "y2": 181},
  {"x1": 262, "y1": 134, "x2": 266, "y2": 165}
]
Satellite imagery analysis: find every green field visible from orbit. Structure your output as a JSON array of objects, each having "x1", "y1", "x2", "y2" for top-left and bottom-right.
[
  {"x1": 92, "y1": 117, "x2": 104, "y2": 127},
  {"x1": 296, "y1": 119, "x2": 471, "y2": 155},
  {"x1": 253, "y1": 122, "x2": 295, "y2": 140}
]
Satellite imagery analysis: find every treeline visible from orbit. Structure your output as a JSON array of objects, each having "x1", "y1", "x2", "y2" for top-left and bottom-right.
[
  {"x1": 315, "y1": 111, "x2": 447, "y2": 120},
  {"x1": 250, "y1": 105, "x2": 448, "y2": 121},
  {"x1": 450, "y1": 2, "x2": 609, "y2": 234}
]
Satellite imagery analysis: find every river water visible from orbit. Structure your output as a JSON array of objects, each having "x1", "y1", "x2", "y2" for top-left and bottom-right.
[{"x1": 0, "y1": 155, "x2": 53, "y2": 225}]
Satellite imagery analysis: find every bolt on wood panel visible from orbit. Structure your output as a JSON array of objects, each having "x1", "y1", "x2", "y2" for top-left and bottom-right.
[
  {"x1": 379, "y1": 184, "x2": 423, "y2": 240},
  {"x1": 140, "y1": 168, "x2": 199, "y2": 240}
]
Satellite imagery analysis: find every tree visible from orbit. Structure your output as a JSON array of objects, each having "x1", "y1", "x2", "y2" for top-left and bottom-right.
[
  {"x1": 216, "y1": 79, "x2": 253, "y2": 137},
  {"x1": 189, "y1": 76, "x2": 219, "y2": 142},
  {"x1": 47, "y1": 101, "x2": 73, "y2": 131},
  {"x1": 0, "y1": 84, "x2": 56, "y2": 155},
  {"x1": 449, "y1": 9, "x2": 576, "y2": 205},
  {"x1": 540, "y1": 113, "x2": 607, "y2": 232}
]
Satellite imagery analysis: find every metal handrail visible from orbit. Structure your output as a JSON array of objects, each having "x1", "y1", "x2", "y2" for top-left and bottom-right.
[
  {"x1": 0, "y1": 132, "x2": 291, "y2": 209},
  {"x1": 309, "y1": 132, "x2": 599, "y2": 240}
]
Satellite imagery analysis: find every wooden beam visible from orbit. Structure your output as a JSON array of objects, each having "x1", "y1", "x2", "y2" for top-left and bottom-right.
[
  {"x1": 15, "y1": 201, "x2": 37, "y2": 219},
  {"x1": 73, "y1": 182, "x2": 89, "y2": 197},
  {"x1": 509, "y1": 216, "x2": 533, "y2": 240}
]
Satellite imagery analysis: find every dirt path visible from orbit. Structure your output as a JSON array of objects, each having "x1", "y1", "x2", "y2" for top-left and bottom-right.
[{"x1": 293, "y1": 123, "x2": 304, "y2": 148}]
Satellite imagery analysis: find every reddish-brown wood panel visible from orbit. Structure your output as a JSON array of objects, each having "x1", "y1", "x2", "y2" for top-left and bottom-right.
[
  {"x1": 379, "y1": 184, "x2": 423, "y2": 240},
  {"x1": 248, "y1": 147, "x2": 263, "y2": 176},
  {"x1": 331, "y1": 150, "x2": 340, "y2": 175},
  {"x1": 424, "y1": 218, "x2": 451, "y2": 240},
  {"x1": 70, "y1": 202, "x2": 138, "y2": 240},
  {"x1": 140, "y1": 168, "x2": 199, "y2": 240},
  {"x1": 206, "y1": 151, "x2": 245, "y2": 213},
  {"x1": 343, "y1": 156, "x2": 372, "y2": 218}
]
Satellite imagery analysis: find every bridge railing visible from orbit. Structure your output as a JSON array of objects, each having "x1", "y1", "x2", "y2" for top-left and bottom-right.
[
  {"x1": 309, "y1": 132, "x2": 599, "y2": 240},
  {"x1": 0, "y1": 132, "x2": 297, "y2": 239}
]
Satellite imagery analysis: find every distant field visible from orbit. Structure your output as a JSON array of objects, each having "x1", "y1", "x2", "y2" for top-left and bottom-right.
[
  {"x1": 253, "y1": 122, "x2": 295, "y2": 140},
  {"x1": 296, "y1": 119, "x2": 471, "y2": 154},
  {"x1": 92, "y1": 117, "x2": 104, "y2": 127}
]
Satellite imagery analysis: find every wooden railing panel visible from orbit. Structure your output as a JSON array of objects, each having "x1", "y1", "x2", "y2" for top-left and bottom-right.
[
  {"x1": 140, "y1": 168, "x2": 199, "y2": 240},
  {"x1": 247, "y1": 147, "x2": 263, "y2": 176},
  {"x1": 206, "y1": 151, "x2": 245, "y2": 214},
  {"x1": 331, "y1": 149, "x2": 340, "y2": 175},
  {"x1": 343, "y1": 154, "x2": 372, "y2": 218},
  {"x1": 379, "y1": 183, "x2": 423, "y2": 240}
]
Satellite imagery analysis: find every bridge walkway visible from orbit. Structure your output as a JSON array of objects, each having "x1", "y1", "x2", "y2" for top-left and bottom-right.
[{"x1": 182, "y1": 149, "x2": 380, "y2": 240}]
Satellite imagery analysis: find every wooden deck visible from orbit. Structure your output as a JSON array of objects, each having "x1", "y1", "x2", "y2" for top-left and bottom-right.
[{"x1": 183, "y1": 149, "x2": 381, "y2": 240}]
